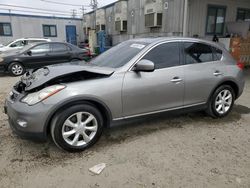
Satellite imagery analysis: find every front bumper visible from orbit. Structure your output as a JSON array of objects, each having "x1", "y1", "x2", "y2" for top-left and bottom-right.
[
  {"x1": 4, "y1": 92, "x2": 52, "y2": 142},
  {"x1": 0, "y1": 64, "x2": 5, "y2": 72}
]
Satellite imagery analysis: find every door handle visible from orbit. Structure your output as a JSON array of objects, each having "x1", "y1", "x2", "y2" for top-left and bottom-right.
[
  {"x1": 171, "y1": 77, "x2": 183, "y2": 83},
  {"x1": 213, "y1": 71, "x2": 223, "y2": 76}
]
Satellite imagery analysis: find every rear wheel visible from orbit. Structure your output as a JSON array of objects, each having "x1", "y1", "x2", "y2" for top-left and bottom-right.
[
  {"x1": 206, "y1": 85, "x2": 235, "y2": 118},
  {"x1": 8, "y1": 62, "x2": 25, "y2": 76},
  {"x1": 51, "y1": 104, "x2": 104, "y2": 152}
]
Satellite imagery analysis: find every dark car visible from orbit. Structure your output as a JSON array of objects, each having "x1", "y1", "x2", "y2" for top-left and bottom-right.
[{"x1": 0, "y1": 42, "x2": 91, "y2": 76}]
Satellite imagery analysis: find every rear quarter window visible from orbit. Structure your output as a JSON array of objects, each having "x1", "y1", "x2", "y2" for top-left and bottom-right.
[
  {"x1": 212, "y1": 47, "x2": 223, "y2": 61},
  {"x1": 184, "y1": 42, "x2": 222, "y2": 64}
]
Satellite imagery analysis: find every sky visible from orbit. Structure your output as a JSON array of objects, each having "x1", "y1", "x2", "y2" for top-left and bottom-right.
[{"x1": 0, "y1": 0, "x2": 117, "y2": 18}]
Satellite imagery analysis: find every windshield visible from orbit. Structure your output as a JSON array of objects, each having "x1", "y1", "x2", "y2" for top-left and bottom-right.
[
  {"x1": 4, "y1": 40, "x2": 14, "y2": 46},
  {"x1": 91, "y1": 40, "x2": 149, "y2": 68}
]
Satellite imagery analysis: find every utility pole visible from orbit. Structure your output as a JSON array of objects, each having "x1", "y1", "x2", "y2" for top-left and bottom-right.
[
  {"x1": 81, "y1": 5, "x2": 86, "y2": 18},
  {"x1": 183, "y1": 0, "x2": 188, "y2": 37},
  {"x1": 90, "y1": 0, "x2": 98, "y2": 10},
  {"x1": 90, "y1": 0, "x2": 98, "y2": 30},
  {"x1": 71, "y1": 9, "x2": 77, "y2": 18}
]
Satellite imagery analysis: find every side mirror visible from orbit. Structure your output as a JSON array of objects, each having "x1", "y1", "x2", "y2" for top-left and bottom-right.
[
  {"x1": 133, "y1": 59, "x2": 155, "y2": 72},
  {"x1": 26, "y1": 50, "x2": 32, "y2": 56}
]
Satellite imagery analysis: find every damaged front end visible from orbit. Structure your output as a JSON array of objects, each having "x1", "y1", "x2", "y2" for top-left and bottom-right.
[
  {"x1": 11, "y1": 63, "x2": 115, "y2": 105},
  {"x1": 14, "y1": 63, "x2": 115, "y2": 94}
]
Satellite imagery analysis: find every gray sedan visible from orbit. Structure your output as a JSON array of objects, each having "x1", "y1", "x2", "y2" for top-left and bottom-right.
[{"x1": 4, "y1": 37, "x2": 245, "y2": 152}]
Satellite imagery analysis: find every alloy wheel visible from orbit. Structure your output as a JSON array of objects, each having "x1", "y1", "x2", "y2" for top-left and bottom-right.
[
  {"x1": 11, "y1": 64, "x2": 23, "y2": 76},
  {"x1": 215, "y1": 89, "x2": 233, "y2": 115},
  {"x1": 62, "y1": 112, "x2": 98, "y2": 147}
]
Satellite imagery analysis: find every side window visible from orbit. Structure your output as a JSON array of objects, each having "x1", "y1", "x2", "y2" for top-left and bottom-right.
[
  {"x1": 184, "y1": 42, "x2": 213, "y2": 64},
  {"x1": 30, "y1": 44, "x2": 50, "y2": 54},
  {"x1": 142, "y1": 42, "x2": 180, "y2": 69},
  {"x1": 28, "y1": 40, "x2": 45, "y2": 44},
  {"x1": 212, "y1": 47, "x2": 223, "y2": 61},
  {"x1": 23, "y1": 40, "x2": 28, "y2": 46},
  {"x1": 10, "y1": 40, "x2": 25, "y2": 47},
  {"x1": 51, "y1": 43, "x2": 69, "y2": 52}
]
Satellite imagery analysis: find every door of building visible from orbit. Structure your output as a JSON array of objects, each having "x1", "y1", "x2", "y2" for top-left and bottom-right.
[{"x1": 66, "y1": 25, "x2": 77, "y2": 45}]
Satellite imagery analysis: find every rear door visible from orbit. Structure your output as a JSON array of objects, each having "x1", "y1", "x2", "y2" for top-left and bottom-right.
[
  {"x1": 48, "y1": 43, "x2": 72, "y2": 64},
  {"x1": 182, "y1": 42, "x2": 225, "y2": 106},
  {"x1": 122, "y1": 42, "x2": 184, "y2": 117}
]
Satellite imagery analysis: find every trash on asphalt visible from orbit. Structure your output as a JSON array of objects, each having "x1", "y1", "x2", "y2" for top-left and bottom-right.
[{"x1": 89, "y1": 163, "x2": 106, "y2": 175}]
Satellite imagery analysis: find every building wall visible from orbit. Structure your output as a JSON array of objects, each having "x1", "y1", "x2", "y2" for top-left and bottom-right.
[
  {"x1": 188, "y1": 0, "x2": 250, "y2": 38},
  {"x1": 83, "y1": 0, "x2": 250, "y2": 46},
  {"x1": 114, "y1": 0, "x2": 185, "y2": 44},
  {"x1": 0, "y1": 14, "x2": 84, "y2": 45}
]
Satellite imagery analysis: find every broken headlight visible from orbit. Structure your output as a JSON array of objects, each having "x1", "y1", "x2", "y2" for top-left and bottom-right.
[{"x1": 21, "y1": 85, "x2": 65, "y2": 105}]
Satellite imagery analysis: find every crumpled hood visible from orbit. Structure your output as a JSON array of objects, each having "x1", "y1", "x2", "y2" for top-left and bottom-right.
[{"x1": 21, "y1": 62, "x2": 115, "y2": 91}]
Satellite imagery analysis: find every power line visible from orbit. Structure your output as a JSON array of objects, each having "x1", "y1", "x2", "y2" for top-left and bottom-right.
[
  {"x1": 0, "y1": 3, "x2": 74, "y2": 14},
  {"x1": 40, "y1": 0, "x2": 91, "y2": 7},
  {"x1": 0, "y1": 8, "x2": 82, "y2": 16}
]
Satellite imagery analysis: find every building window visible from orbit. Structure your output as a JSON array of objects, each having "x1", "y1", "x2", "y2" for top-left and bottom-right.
[
  {"x1": 0, "y1": 23, "x2": 12, "y2": 36},
  {"x1": 237, "y1": 8, "x2": 250, "y2": 21},
  {"x1": 206, "y1": 5, "x2": 226, "y2": 35},
  {"x1": 43, "y1": 25, "x2": 57, "y2": 37}
]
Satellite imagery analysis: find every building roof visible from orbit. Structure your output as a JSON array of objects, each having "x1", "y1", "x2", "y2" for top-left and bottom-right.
[
  {"x1": 0, "y1": 12, "x2": 82, "y2": 21},
  {"x1": 85, "y1": 0, "x2": 128, "y2": 15}
]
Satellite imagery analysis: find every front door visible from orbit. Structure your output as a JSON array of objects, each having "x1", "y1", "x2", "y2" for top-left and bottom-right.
[
  {"x1": 23, "y1": 43, "x2": 52, "y2": 69},
  {"x1": 122, "y1": 42, "x2": 184, "y2": 117},
  {"x1": 66, "y1": 25, "x2": 77, "y2": 45}
]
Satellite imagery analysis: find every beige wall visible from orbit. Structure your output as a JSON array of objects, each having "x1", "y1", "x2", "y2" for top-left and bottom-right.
[
  {"x1": 188, "y1": 0, "x2": 250, "y2": 38},
  {"x1": 0, "y1": 14, "x2": 84, "y2": 45}
]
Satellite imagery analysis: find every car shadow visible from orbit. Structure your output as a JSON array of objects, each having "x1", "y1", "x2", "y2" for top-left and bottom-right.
[
  {"x1": 0, "y1": 73, "x2": 10, "y2": 77},
  {"x1": 234, "y1": 104, "x2": 250, "y2": 115}
]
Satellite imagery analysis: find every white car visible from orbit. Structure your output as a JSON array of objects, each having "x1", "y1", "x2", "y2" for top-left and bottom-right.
[{"x1": 0, "y1": 38, "x2": 51, "y2": 53}]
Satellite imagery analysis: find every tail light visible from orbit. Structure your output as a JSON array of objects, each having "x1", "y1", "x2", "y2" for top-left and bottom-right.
[{"x1": 237, "y1": 61, "x2": 244, "y2": 70}]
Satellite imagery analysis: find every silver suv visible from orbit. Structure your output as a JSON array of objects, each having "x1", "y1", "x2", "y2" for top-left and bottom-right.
[{"x1": 4, "y1": 37, "x2": 245, "y2": 152}]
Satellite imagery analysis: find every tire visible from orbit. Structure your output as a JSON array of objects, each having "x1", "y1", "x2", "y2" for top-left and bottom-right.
[
  {"x1": 51, "y1": 104, "x2": 104, "y2": 152},
  {"x1": 206, "y1": 85, "x2": 235, "y2": 118},
  {"x1": 8, "y1": 62, "x2": 25, "y2": 76}
]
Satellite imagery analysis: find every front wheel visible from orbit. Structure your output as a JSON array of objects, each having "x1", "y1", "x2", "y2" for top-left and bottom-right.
[
  {"x1": 8, "y1": 62, "x2": 25, "y2": 76},
  {"x1": 51, "y1": 104, "x2": 104, "y2": 152},
  {"x1": 206, "y1": 85, "x2": 235, "y2": 118}
]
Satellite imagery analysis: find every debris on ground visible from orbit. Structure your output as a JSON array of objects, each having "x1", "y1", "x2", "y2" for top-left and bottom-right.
[{"x1": 89, "y1": 163, "x2": 106, "y2": 175}]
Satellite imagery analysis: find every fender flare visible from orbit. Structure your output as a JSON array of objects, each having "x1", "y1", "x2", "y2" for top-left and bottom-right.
[{"x1": 43, "y1": 96, "x2": 113, "y2": 136}]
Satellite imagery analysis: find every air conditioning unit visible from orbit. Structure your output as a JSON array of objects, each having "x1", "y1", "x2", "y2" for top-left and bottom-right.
[
  {"x1": 115, "y1": 19, "x2": 127, "y2": 32},
  {"x1": 144, "y1": 0, "x2": 163, "y2": 28},
  {"x1": 83, "y1": 27, "x2": 91, "y2": 35},
  {"x1": 96, "y1": 9, "x2": 106, "y2": 31},
  {"x1": 96, "y1": 24, "x2": 106, "y2": 32},
  {"x1": 114, "y1": 0, "x2": 128, "y2": 32}
]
